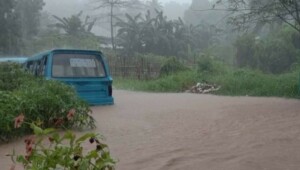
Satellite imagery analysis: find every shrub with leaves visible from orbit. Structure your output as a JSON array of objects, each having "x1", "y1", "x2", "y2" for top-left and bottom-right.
[
  {"x1": 8, "y1": 122, "x2": 116, "y2": 170},
  {"x1": 197, "y1": 55, "x2": 215, "y2": 74},
  {"x1": 159, "y1": 57, "x2": 188, "y2": 76},
  {"x1": 16, "y1": 80, "x2": 95, "y2": 129},
  {"x1": 0, "y1": 62, "x2": 95, "y2": 142},
  {"x1": 0, "y1": 62, "x2": 34, "y2": 91}
]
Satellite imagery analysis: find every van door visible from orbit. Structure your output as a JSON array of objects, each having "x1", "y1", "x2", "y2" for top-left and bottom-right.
[{"x1": 51, "y1": 53, "x2": 113, "y2": 105}]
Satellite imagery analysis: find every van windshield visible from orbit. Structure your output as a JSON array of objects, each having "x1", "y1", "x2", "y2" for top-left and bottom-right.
[{"x1": 52, "y1": 53, "x2": 105, "y2": 78}]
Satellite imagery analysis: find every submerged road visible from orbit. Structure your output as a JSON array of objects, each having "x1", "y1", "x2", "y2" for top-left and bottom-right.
[{"x1": 1, "y1": 90, "x2": 300, "y2": 170}]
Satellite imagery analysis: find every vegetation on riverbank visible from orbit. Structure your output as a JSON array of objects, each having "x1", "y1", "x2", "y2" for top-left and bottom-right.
[
  {"x1": 0, "y1": 63, "x2": 95, "y2": 142},
  {"x1": 115, "y1": 61, "x2": 300, "y2": 98}
]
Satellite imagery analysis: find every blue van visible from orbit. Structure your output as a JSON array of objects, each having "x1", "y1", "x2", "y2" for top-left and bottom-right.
[{"x1": 25, "y1": 49, "x2": 114, "y2": 105}]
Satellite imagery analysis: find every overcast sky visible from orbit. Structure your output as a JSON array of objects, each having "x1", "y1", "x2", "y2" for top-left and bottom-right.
[
  {"x1": 74, "y1": 0, "x2": 192, "y2": 5},
  {"x1": 160, "y1": 0, "x2": 192, "y2": 5}
]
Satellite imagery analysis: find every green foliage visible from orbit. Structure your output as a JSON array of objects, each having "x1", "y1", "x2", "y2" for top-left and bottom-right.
[
  {"x1": 206, "y1": 69, "x2": 299, "y2": 97},
  {"x1": 256, "y1": 38, "x2": 297, "y2": 74},
  {"x1": 160, "y1": 57, "x2": 188, "y2": 76},
  {"x1": 0, "y1": 62, "x2": 34, "y2": 91},
  {"x1": 197, "y1": 55, "x2": 215, "y2": 73},
  {"x1": 115, "y1": 13, "x2": 144, "y2": 56},
  {"x1": 201, "y1": 61, "x2": 299, "y2": 97},
  {"x1": 93, "y1": 0, "x2": 136, "y2": 50},
  {"x1": 16, "y1": 80, "x2": 95, "y2": 129},
  {"x1": 9, "y1": 124, "x2": 116, "y2": 170},
  {"x1": 16, "y1": 0, "x2": 45, "y2": 39},
  {"x1": 52, "y1": 11, "x2": 96, "y2": 36},
  {"x1": 115, "y1": 71, "x2": 198, "y2": 92},
  {"x1": 0, "y1": 63, "x2": 95, "y2": 142},
  {"x1": 115, "y1": 65, "x2": 300, "y2": 98},
  {"x1": 234, "y1": 29, "x2": 299, "y2": 74},
  {"x1": 0, "y1": 0, "x2": 45, "y2": 55},
  {"x1": 215, "y1": 0, "x2": 300, "y2": 34},
  {"x1": 206, "y1": 44, "x2": 236, "y2": 65},
  {"x1": 234, "y1": 34, "x2": 257, "y2": 68},
  {"x1": 115, "y1": 11, "x2": 219, "y2": 57},
  {"x1": 0, "y1": 0, "x2": 22, "y2": 55}
]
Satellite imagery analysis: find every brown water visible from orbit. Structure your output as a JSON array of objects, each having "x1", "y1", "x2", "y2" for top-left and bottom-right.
[{"x1": 1, "y1": 90, "x2": 300, "y2": 170}]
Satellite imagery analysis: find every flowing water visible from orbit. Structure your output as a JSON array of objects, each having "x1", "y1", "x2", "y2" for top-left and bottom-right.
[{"x1": 1, "y1": 90, "x2": 300, "y2": 170}]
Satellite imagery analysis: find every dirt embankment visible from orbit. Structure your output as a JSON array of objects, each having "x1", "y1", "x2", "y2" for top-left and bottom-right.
[{"x1": 1, "y1": 90, "x2": 300, "y2": 170}]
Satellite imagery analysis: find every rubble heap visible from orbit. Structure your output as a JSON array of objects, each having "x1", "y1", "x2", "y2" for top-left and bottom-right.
[{"x1": 186, "y1": 82, "x2": 221, "y2": 94}]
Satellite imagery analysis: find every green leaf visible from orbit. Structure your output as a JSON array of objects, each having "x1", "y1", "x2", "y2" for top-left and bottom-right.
[
  {"x1": 16, "y1": 155, "x2": 26, "y2": 164},
  {"x1": 87, "y1": 150, "x2": 99, "y2": 159},
  {"x1": 30, "y1": 123, "x2": 44, "y2": 135},
  {"x1": 75, "y1": 133, "x2": 95, "y2": 143},
  {"x1": 62, "y1": 131, "x2": 76, "y2": 146},
  {"x1": 43, "y1": 128, "x2": 56, "y2": 135},
  {"x1": 51, "y1": 133, "x2": 60, "y2": 143}
]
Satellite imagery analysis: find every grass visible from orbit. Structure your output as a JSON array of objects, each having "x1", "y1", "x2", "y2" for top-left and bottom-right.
[
  {"x1": 114, "y1": 67, "x2": 300, "y2": 98},
  {"x1": 114, "y1": 71, "x2": 199, "y2": 92},
  {"x1": 207, "y1": 69, "x2": 299, "y2": 97}
]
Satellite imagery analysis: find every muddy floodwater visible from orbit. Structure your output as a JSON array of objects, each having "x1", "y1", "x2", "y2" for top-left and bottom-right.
[{"x1": 1, "y1": 90, "x2": 300, "y2": 170}]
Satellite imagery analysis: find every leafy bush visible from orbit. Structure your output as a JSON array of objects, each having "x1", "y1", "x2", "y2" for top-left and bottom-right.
[
  {"x1": 235, "y1": 28, "x2": 299, "y2": 74},
  {"x1": 256, "y1": 38, "x2": 297, "y2": 74},
  {"x1": 159, "y1": 57, "x2": 188, "y2": 76},
  {"x1": 16, "y1": 80, "x2": 95, "y2": 129},
  {"x1": 115, "y1": 71, "x2": 198, "y2": 92},
  {"x1": 0, "y1": 63, "x2": 95, "y2": 142},
  {"x1": 115, "y1": 67, "x2": 300, "y2": 98},
  {"x1": 9, "y1": 123, "x2": 116, "y2": 170},
  {"x1": 197, "y1": 54, "x2": 218, "y2": 74},
  {"x1": 197, "y1": 54, "x2": 228, "y2": 76},
  {"x1": 203, "y1": 68, "x2": 299, "y2": 97},
  {"x1": 0, "y1": 62, "x2": 34, "y2": 91},
  {"x1": 234, "y1": 34, "x2": 257, "y2": 68}
]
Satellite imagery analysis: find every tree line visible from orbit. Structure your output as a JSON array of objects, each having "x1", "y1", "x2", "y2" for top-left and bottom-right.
[
  {"x1": 1, "y1": 0, "x2": 300, "y2": 74},
  {"x1": 0, "y1": 0, "x2": 44, "y2": 55}
]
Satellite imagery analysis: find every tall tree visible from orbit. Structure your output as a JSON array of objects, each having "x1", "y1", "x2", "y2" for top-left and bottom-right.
[
  {"x1": 0, "y1": 0, "x2": 22, "y2": 55},
  {"x1": 16, "y1": 0, "x2": 45, "y2": 39},
  {"x1": 215, "y1": 0, "x2": 300, "y2": 33},
  {"x1": 115, "y1": 13, "x2": 144, "y2": 55},
  {"x1": 115, "y1": 11, "x2": 219, "y2": 57},
  {"x1": 92, "y1": 0, "x2": 137, "y2": 51},
  {"x1": 52, "y1": 11, "x2": 97, "y2": 36}
]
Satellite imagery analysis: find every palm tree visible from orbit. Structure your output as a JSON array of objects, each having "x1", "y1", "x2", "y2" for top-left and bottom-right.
[
  {"x1": 92, "y1": 0, "x2": 143, "y2": 51},
  {"x1": 115, "y1": 10, "x2": 220, "y2": 58},
  {"x1": 52, "y1": 11, "x2": 96, "y2": 36},
  {"x1": 115, "y1": 13, "x2": 145, "y2": 55}
]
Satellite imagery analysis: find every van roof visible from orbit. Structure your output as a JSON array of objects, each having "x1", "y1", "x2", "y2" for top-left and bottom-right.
[
  {"x1": 0, "y1": 57, "x2": 28, "y2": 63},
  {"x1": 27, "y1": 49, "x2": 103, "y2": 61}
]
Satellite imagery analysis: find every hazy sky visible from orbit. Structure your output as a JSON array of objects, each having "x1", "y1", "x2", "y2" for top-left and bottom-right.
[
  {"x1": 160, "y1": 0, "x2": 192, "y2": 5},
  {"x1": 74, "y1": 0, "x2": 192, "y2": 5}
]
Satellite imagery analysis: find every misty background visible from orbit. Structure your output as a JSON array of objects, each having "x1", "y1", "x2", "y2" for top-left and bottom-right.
[
  {"x1": 1, "y1": 0, "x2": 300, "y2": 76},
  {"x1": 43, "y1": 0, "x2": 191, "y2": 36}
]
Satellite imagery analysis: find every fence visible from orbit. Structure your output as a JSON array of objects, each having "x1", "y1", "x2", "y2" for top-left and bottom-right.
[
  {"x1": 106, "y1": 55, "x2": 198, "y2": 80},
  {"x1": 107, "y1": 56, "x2": 162, "y2": 80}
]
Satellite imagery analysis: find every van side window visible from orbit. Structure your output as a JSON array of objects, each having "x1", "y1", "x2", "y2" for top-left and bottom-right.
[
  {"x1": 27, "y1": 61, "x2": 34, "y2": 74},
  {"x1": 33, "y1": 61, "x2": 40, "y2": 76},
  {"x1": 38, "y1": 56, "x2": 48, "y2": 76}
]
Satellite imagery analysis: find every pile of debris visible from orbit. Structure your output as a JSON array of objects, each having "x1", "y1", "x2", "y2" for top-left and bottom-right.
[{"x1": 186, "y1": 82, "x2": 221, "y2": 94}]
